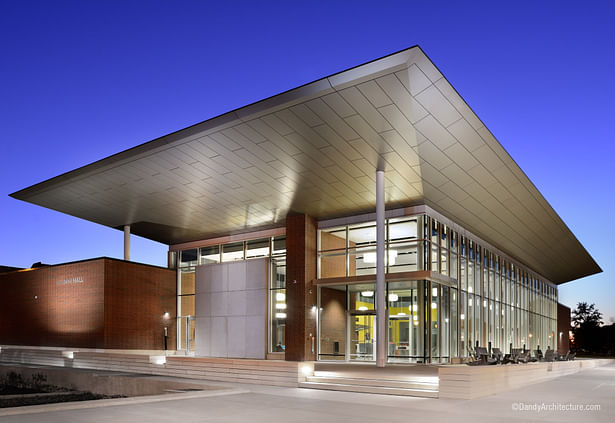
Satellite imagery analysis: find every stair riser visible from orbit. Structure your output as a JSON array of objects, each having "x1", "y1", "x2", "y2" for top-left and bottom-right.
[{"x1": 299, "y1": 382, "x2": 438, "y2": 398}]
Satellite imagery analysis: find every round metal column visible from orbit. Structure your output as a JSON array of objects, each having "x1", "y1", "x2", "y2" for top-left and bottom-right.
[
  {"x1": 123, "y1": 225, "x2": 131, "y2": 261},
  {"x1": 376, "y1": 170, "x2": 386, "y2": 368}
]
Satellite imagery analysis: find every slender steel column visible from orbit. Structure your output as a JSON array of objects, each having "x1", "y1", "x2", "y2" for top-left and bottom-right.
[
  {"x1": 376, "y1": 170, "x2": 386, "y2": 367},
  {"x1": 123, "y1": 225, "x2": 131, "y2": 261}
]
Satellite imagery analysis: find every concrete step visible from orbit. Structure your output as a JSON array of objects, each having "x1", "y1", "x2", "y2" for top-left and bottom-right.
[
  {"x1": 299, "y1": 379, "x2": 438, "y2": 398},
  {"x1": 305, "y1": 376, "x2": 437, "y2": 390}
]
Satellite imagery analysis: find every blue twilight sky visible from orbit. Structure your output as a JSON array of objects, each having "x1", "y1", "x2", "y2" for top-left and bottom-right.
[{"x1": 1, "y1": 1, "x2": 613, "y2": 321}]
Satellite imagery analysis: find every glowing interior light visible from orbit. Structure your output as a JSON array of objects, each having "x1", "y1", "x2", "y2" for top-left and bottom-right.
[
  {"x1": 358, "y1": 306, "x2": 368, "y2": 311},
  {"x1": 483, "y1": 300, "x2": 487, "y2": 307},
  {"x1": 311, "y1": 305, "x2": 317, "y2": 312},
  {"x1": 361, "y1": 291, "x2": 374, "y2": 297},
  {"x1": 431, "y1": 302, "x2": 437, "y2": 309},
  {"x1": 276, "y1": 303, "x2": 287, "y2": 309},
  {"x1": 413, "y1": 315, "x2": 418, "y2": 321},
  {"x1": 432, "y1": 288, "x2": 438, "y2": 296},
  {"x1": 363, "y1": 252, "x2": 376, "y2": 263},
  {"x1": 363, "y1": 250, "x2": 397, "y2": 265},
  {"x1": 276, "y1": 293, "x2": 286, "y2": 301},
  {"x1": 396, "y1": 312, "x2": 407, "y2": 316},
  {"x1": 468, "y1": 286, "x2": 473, "y2": 293},
  {"x1": 444, "y1": 318, "x2": 449, "y2": 323},
  {"x1": 413, "y1": 321, "x2": 419, "y2": 326},
  {"x1": 460, "y1": 313, "x2": 465, "y2": 320},
  {"x1": 388, "y1": 250, "x2": 397, "y2": 265},
  {"x1": 388, "y1": 293, "x2": 398, "y2": 302},
  {"x1": 410, "y1": 304, "x2": 418, "y2": 312},
  {"x1": 469, "y1": 299, "x2": 473, "y2": 307},
  {"x1": 275, "y1": 312, "x2": 287, "y2": 319}
]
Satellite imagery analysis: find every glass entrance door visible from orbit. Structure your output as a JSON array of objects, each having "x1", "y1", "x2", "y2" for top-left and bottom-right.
[
  {"x1": 178, "y1": 316, "x2": 195, "y2": 354},
  {"x1": 349, "y1": 313, "x2": 376, "y2": 361}
]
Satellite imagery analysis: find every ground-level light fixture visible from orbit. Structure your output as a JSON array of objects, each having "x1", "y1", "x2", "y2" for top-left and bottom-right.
[{"x1": 301, "y1": 365, "x2": 313, "y2": 376}]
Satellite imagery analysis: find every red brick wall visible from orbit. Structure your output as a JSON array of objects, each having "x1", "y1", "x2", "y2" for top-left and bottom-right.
[
  {"x1": 0, "y1": 258, "x2": 176, "y2": 350},
  {"x1": 103, "y1": 259, "x2": 176, "y2": 350},
  {"x1": 0, "y1": 260, "x2": 105, "y2": 348},
  {"x1": 557, "y1": 302, "x2": 571, "y2": 354},
  {"x1": 319, "y1": 287, "x2": 346, "y2": 357},
  {"x1": 285, "y1": 214, "x2": 317, "y2": 361}
]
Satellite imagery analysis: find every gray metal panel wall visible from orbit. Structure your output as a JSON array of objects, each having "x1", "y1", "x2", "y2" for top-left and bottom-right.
[{"x1": 194, "y1": 258, "x2": 268, "y2": 359}]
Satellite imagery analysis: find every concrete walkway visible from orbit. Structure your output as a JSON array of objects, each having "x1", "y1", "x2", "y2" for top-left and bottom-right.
[{"x1": 1, "y1": 362, "x2": 613, "y2": 422}]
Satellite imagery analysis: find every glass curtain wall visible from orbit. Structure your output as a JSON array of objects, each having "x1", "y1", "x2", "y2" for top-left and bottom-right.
[
  {"x1": 422, "y1": 214, "x2": 557, "y2": 356},
  {"x1": 318, "y1": 280, "x2": 454, "y2": 363},
  {"x1": 317, "y1": 212, "x2": 558, "y2": 362}
]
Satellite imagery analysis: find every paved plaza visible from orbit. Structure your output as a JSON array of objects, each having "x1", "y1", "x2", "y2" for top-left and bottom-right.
[{"x1": 1, "y1": 362, "x2": 613, "y2": 422}]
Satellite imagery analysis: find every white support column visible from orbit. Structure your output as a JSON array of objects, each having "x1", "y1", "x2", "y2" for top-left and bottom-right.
[
  {"x1": 376, "y1": 170, "x2": 386, "y2": 368},
  {"x1": 123, "y1": 225, "x2": 131, "y2": 261}
]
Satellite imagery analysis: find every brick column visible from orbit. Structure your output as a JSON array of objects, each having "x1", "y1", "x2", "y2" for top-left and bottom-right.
[{"x1": 285, "y1": 214, "x2": 317, "y2": 362}]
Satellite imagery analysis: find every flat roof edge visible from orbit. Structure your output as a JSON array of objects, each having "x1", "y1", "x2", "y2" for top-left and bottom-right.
[{"x1": 10, "y1": 45, "x2": 423, "y2": 201}]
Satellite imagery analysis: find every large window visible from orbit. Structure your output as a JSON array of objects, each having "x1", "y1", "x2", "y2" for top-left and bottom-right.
[
  {"x1": 318, "y1": 216, "x2": 422, "y2": 278},
  {"x1": 270, "y1": 236, "x2": 286, "y2": 352}
]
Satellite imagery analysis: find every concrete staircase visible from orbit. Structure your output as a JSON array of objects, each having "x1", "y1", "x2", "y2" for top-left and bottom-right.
[
  {"x1": 0, "y1": 346, "x2": 303, "y2": 387},
  {"x1": 300, "y1": 373, "x2": 438, "y2": 397}
]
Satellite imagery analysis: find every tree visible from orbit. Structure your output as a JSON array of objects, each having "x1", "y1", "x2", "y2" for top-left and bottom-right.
[{"x1": 571, "y1": 302, "x2": 603, "y2": 353}]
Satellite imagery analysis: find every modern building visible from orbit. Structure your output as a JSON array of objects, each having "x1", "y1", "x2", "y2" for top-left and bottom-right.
[{"x1": 7, "y1": 46, "x2": 600, "y2": 365}]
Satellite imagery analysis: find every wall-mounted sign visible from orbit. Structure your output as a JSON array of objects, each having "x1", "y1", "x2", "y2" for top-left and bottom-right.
[{"x1": 56, "y1": 276, "x2": 84, "y2": 286}]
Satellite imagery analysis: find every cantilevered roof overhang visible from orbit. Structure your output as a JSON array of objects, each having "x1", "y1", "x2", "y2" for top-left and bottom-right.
[{"x1": 11, "y1": 46, "x2": 600, "y2": 284}]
